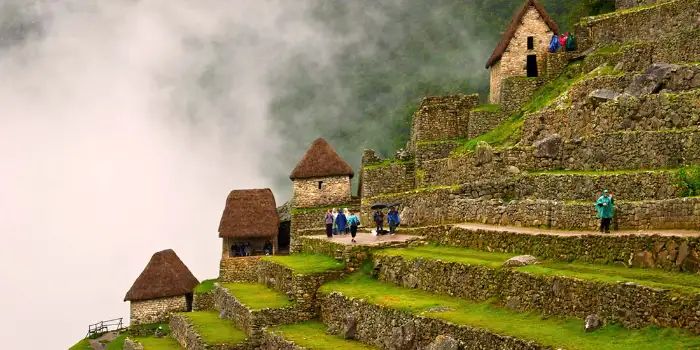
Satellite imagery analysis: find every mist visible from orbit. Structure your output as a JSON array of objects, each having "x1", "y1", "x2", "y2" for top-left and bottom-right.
[{"x1": 0, "y1": 0, "x2": 505, "y2": 348}]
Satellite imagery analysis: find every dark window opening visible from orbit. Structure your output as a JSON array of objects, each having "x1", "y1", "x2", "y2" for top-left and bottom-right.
[
  {"x1": 185, "y1": 293, "x2": 193, "y2": 312},
  {"x1": 318, "y1": 181, "x2": 323, "y2": 189},
  {"x1": 526, "y1": 55, "x2": 538, "y2": 77},
  {"x1": 527, "y1": 36, "x2": 534, "y2": 50}
]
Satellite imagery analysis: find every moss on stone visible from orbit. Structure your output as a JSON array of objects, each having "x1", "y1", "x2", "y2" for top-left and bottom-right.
[
  {"x1": 221, "y1": 282, "x2": 295, "y2": 310},
  {"x1": 526, "y1": 168, "x2": 679, "y2": 176},
  {"x1": 270, "y1": 321, "x2": 377, "y2": 349},
  {"x1": 370, "y1": 185, "x2": 459, "y2": 200},
  {"x1": 579, "y1": 0, "x2": 674, "y2": 24},
  {"x1": 262, "y1": 253, "x2": 345, "y2": 275},
  {"x1": 415, "y1": 138, "x2": 465, "y2": 146},
  {"x1": 363, "y1": 159, "x2": 414, "y2": 170},
  {"x1": 471, "y1": 104, "x2": 502, "y2": 112}
]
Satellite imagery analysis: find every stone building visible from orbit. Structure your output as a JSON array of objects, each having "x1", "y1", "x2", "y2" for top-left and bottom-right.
[
  {"x1": 218, "y1": 188, "x2": 279, "y2": 282},
  {"x1": 486, "y1": 0, "x2": 559, "y2": 104},
  {"x1": 123, "y1": 249, "x2": 199, "y2": 325},
  {"x1": 289, "y1": 138, "x2": 355, "y2": 208}
]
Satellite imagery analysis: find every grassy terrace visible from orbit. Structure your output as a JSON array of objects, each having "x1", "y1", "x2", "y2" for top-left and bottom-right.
[
  {"x1": 378, "y1": 245, "x2": 700, "y2": 295},
  {"x1": 194, "y1": 278, "x2": 217, "y2": 294},
  {"x1": 221, "y1": 282, "x2": 295, "y2": 309},
  {"x1": 270, "y1": 321, "x2": 377, "y2": 349},
  {"x1": 363, "y1": 159, "x2": 414, "y2": 170},
  {"x1": 526, "y1": 168, "x2": 678, "y2": 176},
  {"x1": 321, "y1": 266, "x2": 700, "y2": 350},
  {"x1": 133, "y1": 336, "x2": 183, "y2": 349},
  {"x1": 70, "y1": 323, "x2": 181, "y2": 350},
  {"x1": 263, "y1": 253, "x2": 345, "y2": 274},
  {"x1": 184, "y1": 311, "x2": 247, "y2": 346}
]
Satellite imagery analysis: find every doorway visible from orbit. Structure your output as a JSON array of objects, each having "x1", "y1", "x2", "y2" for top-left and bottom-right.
[
  {"x1": 185, "y1": 293, "x2": 193, "y2": 312},
  {"x1": 526, "y1": 55, "x2": 538, "y2": 77},
  {"x1": 277, "y1": 221, "x2": 291, "y2": 254}
]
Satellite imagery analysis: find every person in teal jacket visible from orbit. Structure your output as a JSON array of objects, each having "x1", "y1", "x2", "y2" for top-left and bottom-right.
[{"x1": 595, "y1": 190, "x2": 614, "y2": 233}]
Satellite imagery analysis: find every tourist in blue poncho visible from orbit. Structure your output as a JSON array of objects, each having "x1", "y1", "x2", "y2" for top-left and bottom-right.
[
  {"x1": 335, "y1": 209, "x2": 348, "y2": 237},
  {"x1": 595, "y1": 190, "x2": 615, "y2": 233}
]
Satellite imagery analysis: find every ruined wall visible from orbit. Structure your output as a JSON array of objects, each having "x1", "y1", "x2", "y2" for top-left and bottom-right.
[
  {"x1": 467, "y1": 110, "x2": 509, "y2": 140},
  {"x1": 170, "y1": 314, "x2": 253, "y2": 350},
  {"x1": 615, "y1": 0, "x2": 673, "y2": 10},
  {"x1": 192, "y1": 291, "x2": 215, "y2": 311},
  {"x1": 360, "y1": 162, "x2": 415, "y2": 198},
  {"x1": 415, "y1": 141, "x2": 462, "y2": 166},
  {"x1": 374, "y1": 253, "x2": 700, "y2": 332},
  {"x1": 219, "y1": 257, "x2": 261, "y2": 283},
  {"x1": 488, "y1": 61, "x2": 502, "y2": 104},
  {"x1": 426, "y1": 225, "x2": 700, "y2": 272},
  {"x1": 129, "y1": 295, "x2": 187, "y2": 325},
  {"x1": 409, "y1": 94, "x2": 479, "y2": 145},
  {"x1": 320, "y1": 292, "x2": 545, "y2": 350},
  {"x1": 260, "y1": 331, "x2": 304, "y2": 350},
  {"x1": 490, "y1": 6, "x2": 555, "y2": 104},
  {"x1": 500, "y1": 77, "x2": 542, "y2": 113},
  {"x1": 292, "y1": 176, "x2": 351, "y2": 208}
]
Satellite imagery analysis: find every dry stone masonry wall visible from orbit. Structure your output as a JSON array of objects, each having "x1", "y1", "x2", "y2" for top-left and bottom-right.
[
  {"x1": 297, "y1": 235, "x2": 421, "y2": 268},
  {"x1": 374, "y1": 253, "x2": 700, "y2": 332},
  {"x1": 408, "y1": 94, "x2": 479, "y2": 151},
  {"x1": 415, "y1": 141, "x2": 462, "y2": 167},
  {"x1": 193, "y1": 291, "x2": 215, "y2": 312},
  {"x1": 130, "y1": 295, "x2": 187, "y2": 325},
  {"x1": 360, "y1": 162, "x2": 416, "y2": 198},
  {"x1": 219, "y1": 257, "x2": 261, "y2": 283},
  {"x1": 467, "y1": 110, "x2": 509, "y2": 140},
  {"x1": 170, "y1": 313, "x2": 253, "y2": 350},
  {"x1": 293, "y1": 177, "x2": 351, "y2": 208},
  {"x1": 500, "y1": 77, "x2": 542, "y2": 113},
  {"x1": 260, "y1": 331, "x2": 305, "y2": 350}
]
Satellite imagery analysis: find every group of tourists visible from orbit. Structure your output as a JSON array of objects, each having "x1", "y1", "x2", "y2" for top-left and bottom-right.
[
  {"x1": 548, "y1": 32, "x2": 576, "y2": 52},
  {"x1": 373, "y1": 206, "x2": 401, "y2": 235},
  {"x1": 230, "y1": 240, "x2": 274, "y2": 256},
  {"x1": 325, "y1": 208, "x2": 361, "y2": 243}
]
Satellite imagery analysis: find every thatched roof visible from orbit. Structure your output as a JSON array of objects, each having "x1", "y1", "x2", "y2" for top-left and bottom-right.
[
  {"x1": 289, "y1": 138, "x2": 354, "y2": 180},
  {"x1": 485, "y1": 0, "x2": 559, "y2": 69},
  {"x1": 218, "y1": 188, "x2": 279, "y2": 238},
  {"x1": 124, "y1": 249, "x2": 199, "y2": 302}
]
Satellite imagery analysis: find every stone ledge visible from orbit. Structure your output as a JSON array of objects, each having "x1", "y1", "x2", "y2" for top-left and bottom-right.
[
  {"x1": 169, "y1": 313, "x2": 253, "y2": 350},
  {"x1": 320, "y1": 292, "x2": 546, "y2": 350},
  {"x1": 298, "y1": 235, "x2": 423, "y2": 268},
  {"x1": 373, "y1": 252, "x2": 700, "y2": 332},
  {"x1": 260, "y1": 330, "x2": 305, "y2": 350}
]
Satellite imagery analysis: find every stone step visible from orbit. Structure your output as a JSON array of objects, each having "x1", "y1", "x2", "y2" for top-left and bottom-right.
[
  {"x1": 261, "y1": 320, "x2": 378, "y2": 349},
  {"x1": 169, "y1": 311, "x2": 251, "y2": 349},
  {"x1": 318, "y1": 269, "x2": 700, "y2": 350},
  {"x1": 373, "y1": 244, "x2": 700, "y2": 333}
]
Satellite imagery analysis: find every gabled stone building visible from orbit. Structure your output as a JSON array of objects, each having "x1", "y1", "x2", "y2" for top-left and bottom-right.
[
  {"x1": 124, "y1": 249, "x2": 199, "y2": 325},
  {"x1": 218, "y1": 188, "x2": 279, "y2": 282},
  {"x1": 486, "y1": 0, "x2": 560, "y2": 104},
  {"x1": 289, "y1": 138, "x2": 354, "y2": 208}
]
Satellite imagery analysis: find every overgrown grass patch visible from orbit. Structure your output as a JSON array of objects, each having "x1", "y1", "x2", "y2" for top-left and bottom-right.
[
  {"x1": 184, "y1": 311, "x2": 247, "y2": 345},
  {"x1": 271, "y1": 320, "x2": 377, "y2": 349},
  {"x1": 321, "y1": 266, "x2": 700, "y2": 350},
  {"x1": 104, "y1": 334, "x2": 126, "y2": 350},
  {"x1": 133, "y1": 336, "x2": 183, "y2": 349},
  {"x1": 69, "y1": 339, "x2": 92, "y2": 350},
  {"x1": 363, "y1": 159, "x2": 415, "y2": 170},
  {"x1": 221, "y1": 282, "x2": 295, "y2": 309},
  {"x1": 194, "y1": 279, "x2": 217, "y2": 294},
  {"x1": 263, "y1": 253, "x2": 345, "y2": 274},
  {"x1": 526, "y1": 168, "x2": 678, "y2": 176},
  {"x1": 471, "y1": 104, "x2": 502, "y2": 112}
]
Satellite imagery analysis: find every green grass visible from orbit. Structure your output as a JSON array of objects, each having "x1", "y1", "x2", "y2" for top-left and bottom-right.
[
  {"x1": 363, "y1": 159, "x2": 414, "y2": 170},
  {"x1": 133, "y1": 336, "x2": 183, "y2": 349},
  {"x1": 270, "y1": 321, "x2": 378, "y2": 349},
  {"x1": 263, "y1": 253, "x2": 345, "y2": 274},
  {"x1": 321, "y1": 266, "x2": 700, "y2": 350},
  {"x1": 194, "y1": 278, "x2": 217, "y2": 294},
  {"x1": 104, "y1": 334, "x2": 126, "y2": 350},
  {"x1": 379, "y1": 244, "x2": 700, "y2": 295},
  {"x1": 471, "y1": 104, "x2": 503, "y2": 112},
  {"x1": 526, "y1": 168, "x2": 678, "y2": 176},
  {"x1": 415, "y1": 138, "x2": 465, "y2": 146},
  {"x1": 69, "y1": 339, "x2": 92, "y2": 350},
  {"x1": 183, "y1": 311, "x2": 247, "y2": 345},
  {"x1": 221, "y1": 282, "x2": 295, "y2": 309}
]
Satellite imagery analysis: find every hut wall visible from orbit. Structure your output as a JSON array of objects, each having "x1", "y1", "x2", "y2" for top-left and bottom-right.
[
  {"x1": 129, "y1": 295, "x2": 187, "y2": 325},
  {"x1": 292, "y1": 176, "x2": 351, "y2": 208}
]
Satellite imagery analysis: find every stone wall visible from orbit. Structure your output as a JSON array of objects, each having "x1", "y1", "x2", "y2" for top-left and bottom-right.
[
  {"x1": 375, "y1": 186, "x2": 700, "y2": 230},
  {"x1": 489, "y1": 6, "x2": 555, "y2": 105},
  {"x1": 409, "y1": 94, "x2": 479, "y2": 146},
  {"x1": 420, "y1": 129, "x2": 700, "y2": 188},
  {"x1": 297, "y1": 235, "x2": 422, "y2": 268},
  {"x1": 123, "y1": 338, "x2": 143, "y2": 350},
  {"x1": 256, "y1": 259, "x2": 345, "y2": 313},
  {"x1": 373, "y1": 253, "x2": 700, "y2": 332},
  {"x1": 500, "y1": 77, "x2": 542, "y2": 113},
  {"x1": 415, "y1": 141, "x2": 462, "y2": 167},
  {"x1": 129, "y1": 295, "x2": 187, "y2": 325},
  {"x1": 576, "y1": 0, "x2": 700, "y2": 50},
  {"x1": 214, "y1": 285, "x2": 313, "y2": 346},
  {"x1": 424, "y1": 225, "x2": 700, "y2": 272},
  {"x1": 193, "y1": 291, "x2": 215, "y2": 311},
  {"x1": 260, "y1": 331, "x2": 305, "y2": 350},
  {"x1": 320, "y1": 292, "x2": 546, "y2": 350},
  {"x1": 467, "y1": 110, "x2": 509, "y2": 140},
  {"x1": 219, "y1": 257, "x2": 261, "y2": 283},
  {"x1": 615, "y1": 0, "x2": 673, "y2": 10},
  {"x1": 360, "y1": 162, "x2": 415, "y2": 198},
  {"x1": 293, "y1": 176, "x2": 351, "y2": 208},
  {"x1": 170, "y1": 313, "x2": 253, "y2": 350}
]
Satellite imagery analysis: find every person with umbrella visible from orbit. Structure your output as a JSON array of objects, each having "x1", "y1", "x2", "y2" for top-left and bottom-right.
[
  {"x1": 387, "y1": 205, "x2": 401, "y2": 235},
  {"x1": 372, "y1": 204, "x2": 385, "y2": 234}
]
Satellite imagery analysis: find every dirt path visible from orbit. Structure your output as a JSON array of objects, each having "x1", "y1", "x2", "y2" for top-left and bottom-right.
[
  {"x1": 455, "y1": 222, "x2": 700, "y2": 237},
  {"x1": 307, "y1": 232, "x2": 421, "y2": 246},
  {"x1": 88, "y1": 331, "x2": 120, "y2": 350}
]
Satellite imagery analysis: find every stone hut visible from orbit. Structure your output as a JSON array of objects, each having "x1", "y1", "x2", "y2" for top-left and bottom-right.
[
  {"x1": 485, "y1": 0, "x2": 559, "y2": 104},
  {"x1": 123, "y1": 249, "x2": 199, "y2": 325},
  {"x1": 289, "y1": 138, "x2": 354, "y2": 209},
  {"x1": 218, "y1": 188, "x2": 279, "y2": 282}
]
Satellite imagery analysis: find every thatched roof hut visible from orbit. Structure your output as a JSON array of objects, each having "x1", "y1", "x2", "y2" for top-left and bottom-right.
[
  {"x1": 289, "y1": 138, "x2": 354, "y2": 180},
  {"x1": 485, "y1": 0, "x2": 559, "y2": 69},
  {"x1": 218, "y1": 188, "x2": 279, "y2": 239},
  {"x1": 124, "y1": 249, "x2": 199, "y2": 302}
]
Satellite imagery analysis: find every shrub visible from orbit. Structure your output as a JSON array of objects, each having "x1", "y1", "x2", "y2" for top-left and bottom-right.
[{"x1": 676, "y1": 167, "x2": 700, "y2": 196}]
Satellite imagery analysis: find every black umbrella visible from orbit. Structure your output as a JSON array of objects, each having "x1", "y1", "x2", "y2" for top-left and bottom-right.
[
  {"x1": 371, "y1": 203, "x2": 388, "y2": 210},
  {"x1": 387, "y1": 202, "x2": 402, "y2": 208}
]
